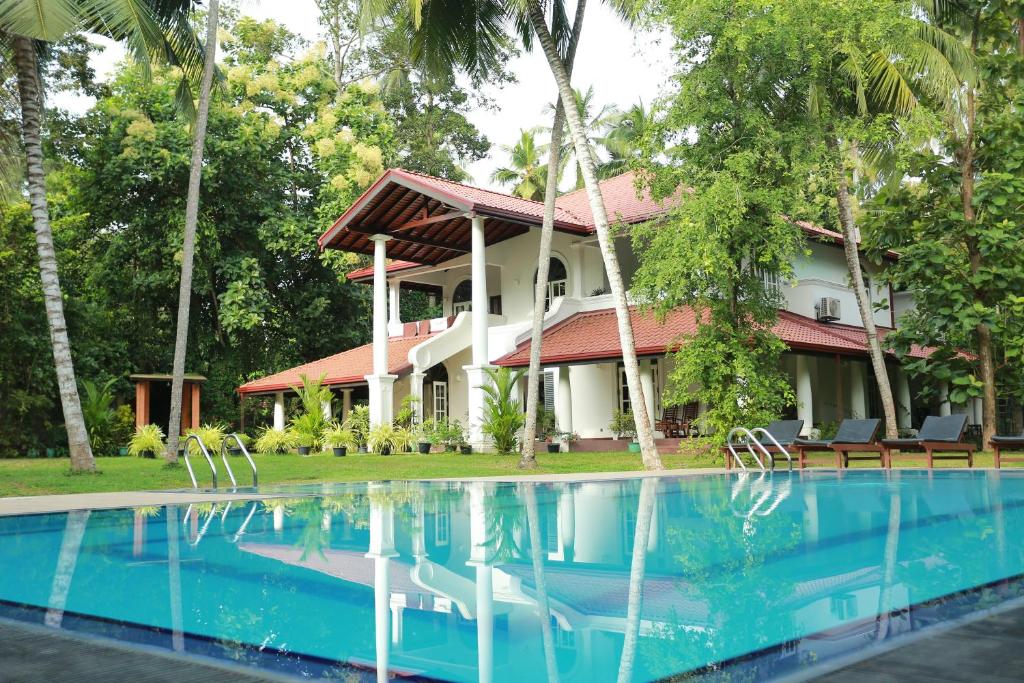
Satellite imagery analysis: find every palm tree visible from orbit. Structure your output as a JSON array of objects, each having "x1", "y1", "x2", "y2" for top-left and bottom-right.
[
  {"x1": 599, "y1": 101, "x2": 651, "y2": 178},
  {"x1": 166, "y1": 0, "x2": 221, "y2": 463},
  {"x1": 524, "y1": 0, "x2": 663, "y2": 469},
  {"x1": 806, "y1": 18, "x2": 972, "y2": 439},
  {"x1": 617, "y1": 477, "x2": 657, "y2": 682},
  {"x1": 3, "y1": 1, "x2": 201, "y2": 473},
  {"x1": 545, "y1": 85, "x2": 619, "y2": 189},
  {"x1": 522, "y1": 483, "x2": 559, "y2": 682},
  {"x1": 490, "y1": 128, "x2": 552, "y2": 200},
  {"x1": 519, "y1": 0, "x2": 584, "y2": 470}
]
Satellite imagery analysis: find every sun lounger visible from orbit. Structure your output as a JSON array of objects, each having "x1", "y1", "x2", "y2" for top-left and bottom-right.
[
  {"x1": 793, "y1": 418, "x2": 883, "y2": 469},
  {"x1": 724, "y1": 419, "x2": 804, "y2": 470},
  {"x1": 881, "y1": 414, "x2": 974, "y2": 468},
  {"x1": 991, "y1": 431, "x2": 1024, "y2": 469}
]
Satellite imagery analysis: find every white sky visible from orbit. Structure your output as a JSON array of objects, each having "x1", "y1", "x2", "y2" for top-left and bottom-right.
[{"x1": 57, "y1": 2, "x2": 674, "y2": 191}]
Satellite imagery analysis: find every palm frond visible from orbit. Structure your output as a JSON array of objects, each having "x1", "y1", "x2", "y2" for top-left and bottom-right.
[
  {"x1": 0, "y1": 0, "x2": 81, "y2": 41},
  {"x1": 864, "y1": 49, "x2": 918, "y2": 116}
]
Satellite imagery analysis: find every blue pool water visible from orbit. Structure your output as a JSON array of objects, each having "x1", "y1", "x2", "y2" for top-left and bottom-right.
[{"x1": 1, "y1": 470, "x2": 1023, "y2": 681}]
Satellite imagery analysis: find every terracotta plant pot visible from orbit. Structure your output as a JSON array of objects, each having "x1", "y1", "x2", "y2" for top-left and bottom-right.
[{"x1": 332, "y1": 447, "x2": 346, "y2": 457}]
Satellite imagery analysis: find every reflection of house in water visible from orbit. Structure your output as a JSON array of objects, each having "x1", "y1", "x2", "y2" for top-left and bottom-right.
[{"x1": 224, "y1": 473, "x2": 1008, "y2": 681}]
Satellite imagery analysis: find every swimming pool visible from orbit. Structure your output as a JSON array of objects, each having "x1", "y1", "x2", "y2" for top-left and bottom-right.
[{"x1": 1, "y1": 470, "x2": 1022, "y2": 681}]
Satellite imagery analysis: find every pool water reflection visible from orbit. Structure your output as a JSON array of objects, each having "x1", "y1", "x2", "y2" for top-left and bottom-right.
[{"x1": 1, "y1": 470, "x2": 1024, "y2": 682}]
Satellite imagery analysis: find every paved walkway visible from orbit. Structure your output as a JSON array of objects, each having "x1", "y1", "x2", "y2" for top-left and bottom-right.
[{"x1": 0, "y1": 490, "x2": 289, "y2": 517}]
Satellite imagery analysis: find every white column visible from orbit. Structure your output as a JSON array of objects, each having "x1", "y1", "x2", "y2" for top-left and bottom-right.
[
  {"x1": 409, "y1": 371, "x2": 425, "y2": 424},
  {"x1": 341, "y1": 389, "x2": 353, "y2": 423},
  {"x1": 555, "y1": 366, "x2": 573, "y2": 447},
  {"x1": 466, "y1": 483, "x2": 494, "y2": 683},
  {"x1": 321, "y1": 396, "x2": 332, "y2": 421},
  {"x1": 366, "y1": 485, "x2": 397, "y2": 683},
  {"x1": 639, "y1": 359, "x2": 656, "y2": 435},
  {"x1": 570, "y1": 242, "x2": 584, "y2": 299},
  {"x1": 796, "y1": 355, "x2": 814, "y2": 436},
  {"x1": 938, "y1": 381, "x2": 951, "y2": 416},
  {"x1": 849, "y1": 362, "x2": 867, "y2": 419},
  {"x1": 388, "y1": 281, "x2": 401, "y2": 326},
  {"x1": 896, "y1": 368, "x2": 912, "y2": 429},
  {"x1": 464, "y1": 214, "x2": 494, "y2": 448},
  {"x1": 366, "y1": 235, "x2": 396, "y2": 427},
  {"x1": 273, "y1": 391, "x2": 285, "y2": 430}
]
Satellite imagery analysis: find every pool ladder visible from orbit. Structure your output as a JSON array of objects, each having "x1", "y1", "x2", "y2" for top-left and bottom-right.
[
  {"x1": 182, "y1": 433, "x2": 258, "y2": 489},
  {"x1": 726, "y1": 427, "x2": 793, "y2": 472}
]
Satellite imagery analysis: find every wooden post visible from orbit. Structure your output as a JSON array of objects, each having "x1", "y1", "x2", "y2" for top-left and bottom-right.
[
  {"x1": 135, "y1": 380, "x2": 150, "y2": 428},
  {"x1": 190, "y1": 383, "x2": 201, "y2": 430},
  {"x1": 180, "y1": 384, "x2": 191, "y2": 436},
  {"x1": 239, "y1": 393, "x2": 246, "y2": 433}
]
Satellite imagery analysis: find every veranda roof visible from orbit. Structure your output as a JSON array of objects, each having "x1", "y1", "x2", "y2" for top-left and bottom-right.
[{"x1": 493, "y1": 307, "x2": 933, "y2": 367}]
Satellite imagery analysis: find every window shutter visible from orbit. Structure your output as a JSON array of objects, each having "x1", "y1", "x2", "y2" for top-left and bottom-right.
[{"x1": 543, "y1": 371, "x2": 555, "y2": 413}]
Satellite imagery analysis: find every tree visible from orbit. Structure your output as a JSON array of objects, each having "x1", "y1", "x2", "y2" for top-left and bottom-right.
[
  {"x1": 545, "y1": 84, "x2": 619, "y2": 189},
  {"x1": 600, "y1": 101, "x2": 652, "y2": 178},
  {"x1": 868, "y1": 2, "x2": 1022, "y2": 444},
  {"x1": 490, "y1": 127, "x2": 553, "y2": 200},
  {"x1": 2, "y1": 0, "x2": 200, "y2": 472},
  {"x1": 166, "y1": 0, "x2": 221, "y2": 463},
  {"x1": 524, "y1": 0, "x2": 663, "y2": 469}
]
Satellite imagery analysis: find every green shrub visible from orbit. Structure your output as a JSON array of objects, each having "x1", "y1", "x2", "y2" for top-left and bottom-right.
[
  {"x1": 289, "y1": 412, "x2": 323, "y2": 450},
  {"x1": 395, "y1": 394, "x2": 418, "y2": 429},
  {"x1": 185, "y1": 423, "x2": 226, "y2": 455},
  {"x1": 128, "y1": 424, "x2": 165, "y2": 458},
  {"x1": 392, "y1": 426, "x2": 415, "y2": 453},
  {"x1": 81, "y1": 378, "x2": 118, "y2": 454},
  {"x1": 481, "y1": 367, "x2": 526, "y2": 453},
  {"x1": 111, "y1": 404, "x2": 135, "y2": 450},
  {"x1": 367, "y1": 423, "x2": 396, "y2": 454},
  {"x1": 609, "y1": 409, "x2": 636, "y2": 440},
  {"x1": 255, "y1": 427, "x2": 296, "y2": 454},
  {"x1": 348, "y1": 404, "x2": 370, "y2": 447},
  {"x1": 288, "y1": 373, "x2": 332, "y2": 447},
  {"x1": 323, "y1": 424, "x2": 356, "y2": 450}
]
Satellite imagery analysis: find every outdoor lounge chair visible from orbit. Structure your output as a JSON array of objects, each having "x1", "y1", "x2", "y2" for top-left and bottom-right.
[
  {"x1": 881, "y1": 414, "x2": 974, "y2": 468},
  {"x1": 793, "y1": 418, "x2": 882, "y2": 469},
  {"x1": 723, "y1": 419, "x2": 804, "y2": 469},
  {"x1": 656, "y1": 405, "x2": 683, "y2": 438},
  {"x1": 991, "y1": 431, "x2": 1024, "y2": 469}
]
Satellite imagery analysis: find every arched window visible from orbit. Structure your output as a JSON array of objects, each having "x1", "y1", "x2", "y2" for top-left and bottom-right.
[
  {"x1": 452, "y1": 280, "x2": 472, "y2": 314},
  {"x1": 534, "y1": 257, "x2": 568, "y2": 311}
]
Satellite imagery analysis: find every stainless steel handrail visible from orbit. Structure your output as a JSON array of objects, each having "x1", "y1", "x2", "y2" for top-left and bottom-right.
[
  {"x1": 750, "y1": 427, "x2": 793, "y2": 472},
  {"x1": 183, "y1": 503, "x2": 219, "y2": 547},
  {"x1": 726, "y1": 427, "x2": 773, "y2": 471},
  {"x1": 182, "y1": 434, "x2": 217, "y2": 489},
  {"x1": 220, "y1": 433, "x2": 258, "y2": 488}
]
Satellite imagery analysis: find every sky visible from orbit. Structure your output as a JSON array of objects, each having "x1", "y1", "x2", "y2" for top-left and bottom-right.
[{"x1": 60, "y1": 2, "x2": 675, "y2": 192}]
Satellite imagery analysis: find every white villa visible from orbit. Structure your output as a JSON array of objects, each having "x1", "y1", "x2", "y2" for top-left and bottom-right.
[{"x1": 239, "y1": 168, "x2": 1004, "y2": 446}]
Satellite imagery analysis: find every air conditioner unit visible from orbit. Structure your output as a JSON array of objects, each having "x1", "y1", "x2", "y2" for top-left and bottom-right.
[{"x1": 816, "y1": 297, "x2": 841, "y2": 322}]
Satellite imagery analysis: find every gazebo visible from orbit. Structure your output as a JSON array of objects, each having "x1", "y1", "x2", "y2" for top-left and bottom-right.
[{"x1": 130, "y1": 373, "x2": 206, "y2": 435}]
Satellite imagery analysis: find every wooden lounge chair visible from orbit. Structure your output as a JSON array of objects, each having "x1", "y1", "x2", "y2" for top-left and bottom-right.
[
  {"x1": 724, "y1": 419, "x2": 804, "y2": 470},
  {"x1": 679, "y1": 402, "x2": 699, "y2": 437},
  {"x1": 793, "y1": 418, "x2": 882, "y2": 469},
  {"x1": 881, "y1": 414, "x2": 974, "y2": 468},
  {"x1": 991, "y1": 431, "x2": 1024, "y2": 469},
  {"x1": 655, "y1": 405, "x2": 682, "y2": 437}
]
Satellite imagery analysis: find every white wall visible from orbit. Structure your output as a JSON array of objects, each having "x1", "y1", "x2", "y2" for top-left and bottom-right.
[
  {"x1": 787, "y1": 242, "x2": 892, "y2": 328},
  {"x1": 568, "y1": 363, "x2": 620, "y2": 438}
]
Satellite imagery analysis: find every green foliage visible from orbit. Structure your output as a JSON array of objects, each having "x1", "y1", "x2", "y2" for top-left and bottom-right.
[
  {"x1": 391, "y1": 426, "x2": 415, "y2": 453},
  {"x1": 347, "y1": 404, "x2": 371, "y2": 447},
  {"x1": 128, "y1": 424, "x2": 165, "y2": 458},
  {"x1": 323, "y1": 423, "x2": 356, "y2": 450},
  {"x1": 534, "y1": 405, "x2": 557, "y2": 440},
  {"x1": 185, "y1": 423, "x2": 227, "y2": 455},
  {"x1": 394, "y1": 394, "x2": 418, "y2": 429},
  {"x1": 367, "y1": 423, "x2": 396, "y2": 454},
  {"x1": 609, "y1": 409, "x2": 636, "y2": 440},
  {"x1": 80, "y1": 378, "x2": 118, "y2": 454},
  {"x1": 288, "y1": 373, "x2": 332, "y2": 448},
  {"x1": 289, "y1": 412, "x2": 324, "y2": 450},
  {"x1": 480, "y1": 367, "x2": 526, "y2": 454},
  {"x1": 254, "y1": 427, "x2": 296, "y2": 454},
  {"x1": 110, "y1": 404, "x2": 135, "y2": 449}
]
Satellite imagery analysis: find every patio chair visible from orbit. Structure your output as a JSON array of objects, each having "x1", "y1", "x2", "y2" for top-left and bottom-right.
[
  {"x1": 656, "y1": 405, "x2": 682, "y2": 438},
  {"x1": 680, "y1": 402, "x2": 700, "y2": 437},
  {"x1": 793, "y1": 418, "x2": 882, "y2": 469},
  {"x1": 724, "y1": 419, "x2": 804, "y2": 470},
  {"x1": 991, "y1": 430, "x2": 1024, "y2": 469},
  {"x1": 881, "y1": 414, "x2": 974, "y2": 468}
]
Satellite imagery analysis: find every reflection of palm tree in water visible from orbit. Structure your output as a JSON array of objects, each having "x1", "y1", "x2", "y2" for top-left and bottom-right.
[
  {"x1": 484, "y1": 485, "x2": 526, "y2": 564},
  {"x1": 875, "y1": 486, "x2": 902, "y2": 641},
  {"x1": 45, "y1": 510, "x2": 90, "y2": 628},
  {"x1": 522, "y1": 484, "x2": 559, "y2": 683},
  {"x1": 617, "y1": 477, "x2": 658, "y2": 683}
]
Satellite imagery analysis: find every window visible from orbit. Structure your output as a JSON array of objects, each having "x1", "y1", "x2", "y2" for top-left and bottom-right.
[
  {"x1": 434, "y1": 505, "x2": 450, "y2": 546},
  {"x1": 618, "y1": 366, "x2": 631, "y2": 414},
  {"x1": 452, "y1": 279, "x2": 472, "y2": 314},
  {"x1": 534, "y1": 258, "x2": 568, "y2": 311},
  {"x1": 489, "y1": 295, "x2": 502, "y2": 316},
  {"x1": 754, "y1": 264, "x2": 782, "y2": 298},
  {"x1": 432, "y1": 381, "x2": 448, "y2": 419},
  {"x1": 552, "y1": 616, "x2": 576, "y2": 650}
]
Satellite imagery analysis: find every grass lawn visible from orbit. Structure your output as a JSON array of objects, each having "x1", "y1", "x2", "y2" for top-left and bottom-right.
[{"x1": 0, "y1": 449, "x2": 1016, "y2": 498}]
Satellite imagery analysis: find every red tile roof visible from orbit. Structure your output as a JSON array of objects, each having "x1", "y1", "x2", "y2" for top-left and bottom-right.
[
  {"x1": 555, "y1": 172, "x2": 679, "y2": 228},
  {"x1": 238, "y1": 332, "x2": 433, "y2": 395},
  {"x1": 345, "y1": 260, "x2": 421, "y2": 281},
  {"x1": 494, "y1": 306, "x2": 931, "y2": 367}
]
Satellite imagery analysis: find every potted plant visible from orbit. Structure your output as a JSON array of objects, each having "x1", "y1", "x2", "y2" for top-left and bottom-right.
[
  {"x1": 128, "y1": 424, "x2": 165, "y2": 459},
  {"x1": 416, "y1": 418, "x2": 437, "y2": 454},
  {"x1": 294, "y1": 433, "x2": 314, "y2": 456},
  {"x1": 392, "y1": 426, "x2": 415, "y2": 453},
  {"x1": 254, "y1": 427, "x2": 296, "y2": 454},
  {"x1": 348, "y1": 405, "x2": 371, "y2": 453},
  {"x1": 609, "y1": 409, "x2": 639, "y2": 452},
  {"x1": 444, "y1": 419, "x2": 470, "y2": 454},
  {"x1": 367, "y1": 423, "x2": 396, "y2": 455},
  {"x1": 555, "y1": 431, "x2": 580, "y2": 453},
  {"x1": 324, "y1": 424, "x2": 355, "y2": 456}
]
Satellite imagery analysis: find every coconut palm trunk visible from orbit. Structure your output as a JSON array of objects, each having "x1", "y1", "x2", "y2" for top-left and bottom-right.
[
  {"x1": 519, "y1": 0, "x2": 585, "y2": 470},
  {"x1": 166, "y1": 0, "x2": 220, "y2": 462},
  {"x1": 522, "y1": 484, "x2": 559, "y2": 682},
  {"x1": 874, "y1": 487, "x2": 901, "y2": 641},
  {"x1": 44, "y1": 509, "x2": 91, "y2": 627},
  {"x1": 617, "y1": 477, "x2": 657, "y2": 683},
  {"x1": 831, "y1": 140, "x2": 898, "y2": 439},
  {"x1": 525, "y1": 1, "x2": 662, "y2": 470},
  {"x1": 12, "y1": 36, "x2": 95, "y2": 473}
]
